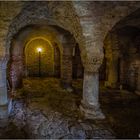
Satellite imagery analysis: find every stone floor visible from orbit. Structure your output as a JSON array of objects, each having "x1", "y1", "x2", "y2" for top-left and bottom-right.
[
  {"x1": 0, "y1": 78, "x2": 140, "y2": 139},
  {"x1": 100, "y1": 88, "x2": 140, "y2": 139}
]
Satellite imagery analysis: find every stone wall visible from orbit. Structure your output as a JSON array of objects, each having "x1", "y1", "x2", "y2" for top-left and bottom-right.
[
  {"x1": 73, "y1": 44, "x2": 84, "y2": 79},
  {"x1": 25, "y1": 39, "x2": 54, "y2": 77},
  {"x1": 7, "y1": 25, "x2": 65, "y2": 89},
  {"x1": 0, "y1": 1, "x2": 139, "y2": 72},
  {"x1": 0, "y1": 1, "x2": 140, "y2": 119},
  {"x1": 73, "y1": 1, "x2": 140, "y2": 72},
  {"x1": 61, "y1": 37, "x2": 74, "y2": 88},
  {"x1": 54, "y1": 43, "x2": 61, "y2": 78},
  {"x1": 103, "y1": 26, "x2": 140, "y2": 90},
  {"x1": 0, "y1": 2, "x2": 23, "y2": 57}
]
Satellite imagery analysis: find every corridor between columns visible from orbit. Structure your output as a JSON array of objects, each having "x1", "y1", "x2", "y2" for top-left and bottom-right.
[{"x1": 0, "y1": 1, "x2": 140, "y2": 139}]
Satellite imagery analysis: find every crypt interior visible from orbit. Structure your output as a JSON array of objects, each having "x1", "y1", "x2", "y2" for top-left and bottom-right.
[{"x1": 0, "y1": 1, "x2": 140, "y2": 139}]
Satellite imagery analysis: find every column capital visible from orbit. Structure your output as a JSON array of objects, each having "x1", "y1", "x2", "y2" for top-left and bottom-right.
[{"x1": 83, "y1": 53, "x2": 104, "y2": 73}]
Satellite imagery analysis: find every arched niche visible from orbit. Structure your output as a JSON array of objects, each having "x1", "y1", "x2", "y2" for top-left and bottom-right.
[
  {"x1": 7, "y1": 25, "x2": 64, "y2": 90},
  {"x1": 101, "y1": 8, "x2": 140, "y2": 91},
  {"x1": 25, "y1": 37, "x2": 55, "y2": 77}
]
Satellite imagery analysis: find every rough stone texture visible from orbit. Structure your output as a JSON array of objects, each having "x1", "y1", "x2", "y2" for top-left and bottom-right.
[
  {"x1": 1, "y1": 78, "x2": 140, "y2": 139},
  {"x1": 0, "y1": 57, "x2": 8, "y2": 106},
  {"x1": 104, "y1": 26, "x2": 140, "y2": 91},
  {"x1": 0, "y1": 1, "x2": 140, "y2": 120},
  {"x1": 25, "y1": 38, "x2": 54, "y2": 76},
  {"x1": 0, "y1": 105, "x2": 8, "y2": 119},
  {"x1": 8, "y1": 100, "x2": 114, "y2": 139},
  {"x1": 61, "y1": 38, "x2": 74, "y2": 90},
  {"x1": 100, "y1": 89, "x2": 140, "y2": 138},
  {"x1": 54, "y1": 44, "x2": 61, "y2": 77},
  {"x1": 81, "y1": 72, "x2": 105, "y2": 119},
  {"x1": 8, "y1": 24, "x2": 76, "y2": 90},
  {"x1": 2, "y1": 1, "x2": 139, "y2": 71},
  {"x1": 0, "y1": 1, "x2": 23, "y2": 57},
  {"x1": 73, "y1": 45, "x2": 84, "y2": 79},
  {"x1": 104, "y1": 32, "x2": 120, "y2": 88},
  {"x1": 10, "y1": 56, "x2": 23, "y2": 90},
  {"x1": 5, "y1": 1, "x2": 84, "y2": 65},
  {"x1": 73, "y1": 1, "x2": 140, "y2": 72},
  {"x1": 2, "y1": 78, "x2": 113, "y2": 139}
]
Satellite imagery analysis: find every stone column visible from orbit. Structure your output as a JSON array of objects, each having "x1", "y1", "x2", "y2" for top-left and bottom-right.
[
  {"x1": 54, "y1": 44, "x2": 61, "y2": 78},
  {"x1": 61, "y1": 42, "x2": 73, "y2": 92},
  {"x1": 106, "y1": 51, "x2": 119, "y2": 88},
  {"x1": 73, "y1": 2, "x2": 105, "y2": 119},
  {"x1": 80, "y1": 71, "x2": 105, "y2": 119},
  {"x1": 73, "y1": 45, "x2": 84, "y2": 79},
  {"x1": 10, "y1": 56, "x2": 23, "y2": 90},
  {"x1": 0, "y1": 60, "x2": 8, "y2": 105},
  {"x1": 77, "y1": 23, "x2": 105, "y2": 119},
  {"x1": 0, "y1": 59, "x2": 8, "y2": 119}
]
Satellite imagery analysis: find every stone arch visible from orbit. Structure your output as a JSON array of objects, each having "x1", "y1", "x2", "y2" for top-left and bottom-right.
[
  {"x1": 102, "y1": 31, "x2": 120, "y2": 88},
  {"x1": 0, "y1": 1, "x2": 86, "y2": 119},
  {"x1": 24, "y1": 37, "x2": 55, "y2": 77},
  {"x1": 5, "y1": 1, "x2": 86, "y2": 68},
  {"x1": 3, "y1": 2, "x2": 86, "y2": 92},
  {"x1": 25, "y1": 37, "x2": 53, "y2": 50},
  {"x1": 7, "y1": 24, "x2": 64, "y2": 89},
  {"x1": 8, "y1": 24, "x2": 77, "y2": 91},
  {"x1": 103, "y1": 8, "x2": 140, "y2": 89}
]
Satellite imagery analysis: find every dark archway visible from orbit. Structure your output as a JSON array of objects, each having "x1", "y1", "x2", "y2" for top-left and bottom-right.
[
  {"x1": 7, "y1": 23, "x2": 84, "y2": 94},
  {"x1": 101, "y1": 26, "x2": 140, "y2": 90}
]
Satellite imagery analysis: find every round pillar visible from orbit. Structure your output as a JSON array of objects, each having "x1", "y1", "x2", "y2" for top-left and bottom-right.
[
  {"x1": 80, "y1": 71, "x2": 105, "y2": 119},
  {"x1": 0, "y1": 61, "x2": 8, "y2": 105},
  {"x1": 106, "y1": 51, "x2": 119, "y2": 88},
  {"x1": 0, "y1": 59, "x2": 8, "y2": 119},
  {"x1": 61, "y1": 36, "x2": 75, "y2": 92},
  {"x1": 10, "y1": 56, "x2": 23, "y2": 90}
]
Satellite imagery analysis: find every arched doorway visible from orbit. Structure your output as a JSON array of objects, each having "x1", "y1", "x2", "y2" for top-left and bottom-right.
[
  {"x1": 99, "y1": 8, "x2": 140, "y2": 138},
  {"x1": 102, "y1": 26, "x2": 140, "y2": 91},
  {"x1": 8, "y1": 25, "x2": 64, "y2": 90},
  {"x1": 25, "y1": 37, "x2": 55, "y2": 77}
]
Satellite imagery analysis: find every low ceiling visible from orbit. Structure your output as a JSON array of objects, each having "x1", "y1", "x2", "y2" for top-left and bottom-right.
[{"x1": 113, "y1": 8, "x2": 140, "y2": 31}]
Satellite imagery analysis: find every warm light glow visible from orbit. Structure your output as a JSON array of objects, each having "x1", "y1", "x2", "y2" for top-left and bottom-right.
[{"x1": 37, "y1": 47, "x2": 42, "y2": 52}]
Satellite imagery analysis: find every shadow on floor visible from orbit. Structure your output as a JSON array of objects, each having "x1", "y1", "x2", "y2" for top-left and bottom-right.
[
  {"x1": 2, "y1": 78, "x2": 140, "y2": 139},
  {"x1": 100, "y1": 89, "x2": 140, "y2": 139}
]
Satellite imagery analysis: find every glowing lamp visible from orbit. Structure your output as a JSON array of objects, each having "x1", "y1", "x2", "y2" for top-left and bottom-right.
[{"x1": 37, "y1": 47, "x2": 42, "y2": 52}]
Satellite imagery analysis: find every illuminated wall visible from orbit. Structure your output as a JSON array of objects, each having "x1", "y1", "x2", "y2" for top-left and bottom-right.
[{"x1": 25, "y1": 38, "x2": 54, "y2": 77}]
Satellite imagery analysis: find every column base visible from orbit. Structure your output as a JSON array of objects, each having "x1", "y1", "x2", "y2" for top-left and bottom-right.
[
  {"x1": 80, "y1": 100, "x2": 105, "y2": 120},
  {"x1": 61, "y1": 81, "x2": 73, "y2": 92},
  {"x1": 105, "y1": 81, "x2": 118, "y2": 89}
]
